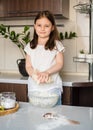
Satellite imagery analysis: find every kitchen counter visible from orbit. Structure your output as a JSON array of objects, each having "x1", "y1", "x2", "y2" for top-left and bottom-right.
[
  {"x1": 0, "y1": 102, "x2": 93, "y2": 130},
  {"x1": 62, "y1": 74, "x2": 89, "y2": 86},
  {"x1": 0, "y1": 73, "x2": 28, "y2": 84},
  {"x1": 0, "y1": 73, "x2": 93, "y2": 106},
  {"x1": 0, "y1": 73, "x2": 91, "y2": 86}
]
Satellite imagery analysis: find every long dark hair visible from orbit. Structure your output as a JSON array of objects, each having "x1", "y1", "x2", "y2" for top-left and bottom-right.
[{"x1": 30, "y1": 10, "x2": 60, "y2": 50}]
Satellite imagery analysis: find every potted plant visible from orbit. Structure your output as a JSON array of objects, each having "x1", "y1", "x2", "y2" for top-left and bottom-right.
[
  {"x1": 78, "y1": 49, "x2": 86, "y2": 58},
  {"x1": 0, "y1": 24, "x2": 31, "y2": 76}
]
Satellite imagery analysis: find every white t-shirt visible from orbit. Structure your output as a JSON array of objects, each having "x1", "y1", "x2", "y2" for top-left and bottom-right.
[{"x1": 24, "y1": 40, "x2": 65, "y2": 95}]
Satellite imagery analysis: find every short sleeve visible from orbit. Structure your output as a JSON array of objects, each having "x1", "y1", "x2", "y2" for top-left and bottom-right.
[
  {"x1": 24, "y1": 43, "x2": 31, "y2": 55},
  {"x1": 55, "y1": 40, "x2": 65, "y2": 53}
]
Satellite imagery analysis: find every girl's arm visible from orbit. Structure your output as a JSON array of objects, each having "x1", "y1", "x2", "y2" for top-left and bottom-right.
[
  {"x1": 46, "y1": 51, "x2": 64, "y2": 75},
  {"x1": 25, "y1": 54, "x2": 34, "y2": 77}
]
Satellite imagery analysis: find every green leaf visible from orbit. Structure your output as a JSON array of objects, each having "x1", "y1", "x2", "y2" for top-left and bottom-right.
[
  {"x1": 22, "y1": 31, "x2": 31, "y2": 44},
  {"x1": 68, "y1": 32, "x2": 73, "y2": 39},
  {"x1": 80, "y1": 49, "x2": 84, "y2": 54},
  {"x1": 4, "y1": 35, "x2": 9, "y2": 38},
  {"x1": 7, "y1": 26, "x2": 10, "y2": 33},
  {"x1": 24, "y1": 25, "x2": 30, "y2": 33},
  {"x1": 9, "y1": 31, "x2": 16, "y2": 40},
  {"x1": 60, "y1": 32, "x2": 64, "y2": 40},
  {"x1": 68, "y1": 32, "x2": 77, "y2": 39},
  {"x1": 0, "y1": 24, "x2": 6, "y2": 35},
  {"x1": 72, "y1": 32, "x2": 77, "y2": 37},
  {"x1": 65, "y1": 32, "x2": 68, "y2": 39}
]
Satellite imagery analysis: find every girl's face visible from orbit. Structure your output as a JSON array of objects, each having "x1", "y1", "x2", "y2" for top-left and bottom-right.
[{"x1": 34, "y1": 17, "x2": 54, "y2": 39}]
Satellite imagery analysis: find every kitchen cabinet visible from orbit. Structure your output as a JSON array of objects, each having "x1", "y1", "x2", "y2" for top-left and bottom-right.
[
  {"x1": 0, "y1": 0, "x2": 69, "y2": 19},
  {"x1": 62, "y1": 86, "x2": 73, "y2": 105},
  {"x1": 62, "y1": 82, "x2": 93, "y2": 107},
  {"x1": 0, "y1": 83, "x2": 28, "y2": 102}
]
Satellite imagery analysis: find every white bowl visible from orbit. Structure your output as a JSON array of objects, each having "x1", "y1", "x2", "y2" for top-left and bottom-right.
[
  {"x1": 78, "y1": 53, "x2": 86, "y2": 58},
  {"x1": 29, "y1": 91, "x2": 59, "y2": 108}
]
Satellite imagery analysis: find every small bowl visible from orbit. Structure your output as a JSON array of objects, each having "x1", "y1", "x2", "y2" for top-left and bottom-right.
[
  {"x1": 29, "y1": 91, "x2": 59, "y2": 108},
  {"x1": 78, "y1": 53, "x2": 86, "y2": 58}
]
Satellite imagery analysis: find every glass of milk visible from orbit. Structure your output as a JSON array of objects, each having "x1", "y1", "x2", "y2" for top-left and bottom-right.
[{"x1": 0, "y1": 92, "x2": 16, "y2": 109}]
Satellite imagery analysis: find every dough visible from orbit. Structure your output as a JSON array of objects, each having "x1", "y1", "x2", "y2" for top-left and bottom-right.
[{"x1": 32, "y1": 70, "x2": 53, "y2": 84}]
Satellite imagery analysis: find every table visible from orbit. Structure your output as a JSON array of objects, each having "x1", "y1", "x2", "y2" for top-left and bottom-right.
[{"x1": 0, "y1": 102, "x2": 93, "y2": 130}]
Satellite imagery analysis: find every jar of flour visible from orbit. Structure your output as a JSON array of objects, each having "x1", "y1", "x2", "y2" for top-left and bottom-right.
[{"x1": 0, "y1": 92, "x2": 16, "y2": 109}]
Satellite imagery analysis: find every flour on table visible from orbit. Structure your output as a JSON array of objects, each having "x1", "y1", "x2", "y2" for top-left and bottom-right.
[{"x1": 36, "y1": 113, "x2": 72, "y2": 130}]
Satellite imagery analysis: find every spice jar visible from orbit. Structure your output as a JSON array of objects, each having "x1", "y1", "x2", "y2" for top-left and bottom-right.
[{"x1": 0, "y1": 92, "x2": 16, "y2": 109}]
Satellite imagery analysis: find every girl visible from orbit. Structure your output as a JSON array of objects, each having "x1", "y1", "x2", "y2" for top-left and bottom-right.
[{"x1": 24, "y1": 10, "x2": 65, "y2": 105}]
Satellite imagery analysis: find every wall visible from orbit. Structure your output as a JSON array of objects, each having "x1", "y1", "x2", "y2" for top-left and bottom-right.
[
  {"x1": 0, "y1": 0, "x2": 89, "y2": 76},
  {"x1": 59, "y1": 0, "x2": 89, "y2": 76}
]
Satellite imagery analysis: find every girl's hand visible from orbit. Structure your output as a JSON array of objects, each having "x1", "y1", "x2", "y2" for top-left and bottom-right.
[
  {"x1": 37, "y1": 71, "x2": 50, "y2": 83},
  {"x1": 32, "y1": 69, "x2": 53, "y2": 84}
]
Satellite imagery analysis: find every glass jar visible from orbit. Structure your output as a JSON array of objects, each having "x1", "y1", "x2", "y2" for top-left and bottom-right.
[{"x1": 0, "y1": 92, "x2": 16, "y2": 109}]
